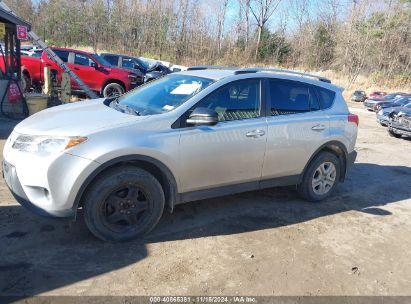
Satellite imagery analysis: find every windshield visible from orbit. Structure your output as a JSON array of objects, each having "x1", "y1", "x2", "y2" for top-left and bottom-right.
[
  {"x1": 116, "y1": 74, "x2": 214, "y2": 115},
  {"x1": 91, "y1": 54, "x2": 113, "y2": 67},
  {"x1": 135, "y1": 58, "x2": 149, "y2": 70}
]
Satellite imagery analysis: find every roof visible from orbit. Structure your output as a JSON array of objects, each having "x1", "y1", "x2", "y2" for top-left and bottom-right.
[
  {"x1": 0, "y1": 7, "x2": 31, "y2": 30},
  {"x1": 179, "y1": 69, "x2": 236, "y2": 80},
  {"x1": 178, "y1": 68, "x2": 342, "y2": 92}
]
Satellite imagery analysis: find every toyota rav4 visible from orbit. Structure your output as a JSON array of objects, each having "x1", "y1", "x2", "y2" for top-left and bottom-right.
[{"x1": 2, "y1": 67, "x2": 358, "y2": 241}]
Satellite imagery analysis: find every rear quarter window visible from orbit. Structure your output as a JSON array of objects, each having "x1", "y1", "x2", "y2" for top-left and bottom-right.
[{"x1": 317, "y1": 87, "x2": 336, "y2": 109}]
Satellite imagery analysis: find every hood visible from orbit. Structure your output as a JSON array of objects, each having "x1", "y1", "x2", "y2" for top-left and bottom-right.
[{"x1": 14, "y1": 99, "x2": 148, "y2": 136}]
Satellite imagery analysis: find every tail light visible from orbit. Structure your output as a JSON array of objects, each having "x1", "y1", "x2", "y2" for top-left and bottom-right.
[
  {"x1": 374, "y1": 105, "x2": 381, "y2": 111},
  {"x1": 348, "y1": 113, "x2": 359, "y2": 126}
]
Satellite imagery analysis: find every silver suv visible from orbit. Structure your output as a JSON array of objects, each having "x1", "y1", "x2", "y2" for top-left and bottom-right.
[{"x1": 2, "y1": 67, "x2": 358, "y2": 241}]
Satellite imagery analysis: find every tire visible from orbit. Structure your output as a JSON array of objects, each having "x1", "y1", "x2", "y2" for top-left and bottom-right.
[
  {"x1": 102, "y1": 82, "x2": 125, "y2": 98},
  {"x1": 388, "y1": 128, "x2": 401, "y2": 138},
  {"x1": 83, "y1": 166, "x2": 165, "y2": 242},
  {"x1": 298, "y1": 152, "x2": 341, "y2": 202}
]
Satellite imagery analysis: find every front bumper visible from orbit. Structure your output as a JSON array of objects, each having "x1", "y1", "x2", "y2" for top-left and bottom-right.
[
  {"x1": 376, "y1": 113, "x2": 389, "y2": 125},
  {"x1": 389, "y1": 126, "x2": 411, "y2": 137},
  {"x1": 363, "y1": 102, "x2": 375, "y2": 110},
  {"x1": 2, "y1": 151, "x2": 100, "y2": 219},
  {"x1": 2, "y1": 160, "x2": 74, "y2": 218}
]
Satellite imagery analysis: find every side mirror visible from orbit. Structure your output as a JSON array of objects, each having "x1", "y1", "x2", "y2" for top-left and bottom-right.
[
  {"x1": 186, "y1": 107, "x2": 218, "y2": 126},
  {"x1": 90, "y1": 62, "x2": 98, "y2": 69}
]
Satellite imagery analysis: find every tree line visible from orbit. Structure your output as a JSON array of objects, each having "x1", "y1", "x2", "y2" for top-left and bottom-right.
[{"x1": 5, "y1": 0, "x2": 411, "y2": 85}]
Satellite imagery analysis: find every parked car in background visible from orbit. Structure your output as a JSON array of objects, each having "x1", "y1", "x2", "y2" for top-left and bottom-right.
[
  {"x1": 169, "y1": 64, "x2": 188, "y2": 72},
  {"x1": 373, "y1": 96, "x2": 411, "y2": 112},
  {"x1": 377, "y1": 102, "x2": 411, "y2": 126},
  {"x1": 0, "y1": 47, "x2": 141, "y2": 96},
  {"x1": 388, "y1": 107, "x2": 411, "y2": 138},
  {"x1": 363, "y1": 92, "x2": 409, "y2": 111},
  {"x1": 101, "y1": 53, "x2": 170, "y2": 83},
  {"x1": 369, "y1": 91, "x2": 387, "y2": 99},
  {"x1": 351, "y1": 90, "x2": 367, "y2": 102},
  {"x1": 3, "y1": 67, "x2": 358, "y2": 241}
]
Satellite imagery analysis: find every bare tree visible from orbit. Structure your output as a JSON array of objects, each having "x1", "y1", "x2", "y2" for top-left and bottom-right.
[{"x1": 248, "y1": 0, "x2": 282, "y2": 59}]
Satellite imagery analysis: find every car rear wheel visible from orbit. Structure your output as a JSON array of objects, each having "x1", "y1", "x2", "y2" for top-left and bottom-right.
[
  {"x1": 83, "y1": 166, "x2": 165, "y2": 242},
  {"x1": 298, "y1": 152, "x2": 341, "y2": 202},
  {"x1": 102, "y1": 83, "x2": 125, "y2": 98}
]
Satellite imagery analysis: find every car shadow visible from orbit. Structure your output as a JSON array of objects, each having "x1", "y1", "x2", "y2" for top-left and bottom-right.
[
  {"x1": 0, "y1": 119, "x2": 18, "y2": 140},
  {"x1": 1, "y1": 163, "x2": 411, "y2": 300}
]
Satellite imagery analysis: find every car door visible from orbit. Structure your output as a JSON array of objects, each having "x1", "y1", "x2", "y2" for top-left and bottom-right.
[
  {"x1": 67, "y1": 52, "x2": 98, "y2": 91},
  {"x1": 262, "y1": 78, "x2": 330, "y2": 182},
  {"x1": 178, "y1": 78, "x2": 268, "y2": 193}
]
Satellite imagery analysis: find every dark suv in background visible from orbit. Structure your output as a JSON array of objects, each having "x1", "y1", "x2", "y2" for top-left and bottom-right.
[
  {"x1": 101, "y1": 53, "x2": 171, "y2": 83},
  {"x1": 351, "y1": 90, "x2": 367, "y2": 102}
]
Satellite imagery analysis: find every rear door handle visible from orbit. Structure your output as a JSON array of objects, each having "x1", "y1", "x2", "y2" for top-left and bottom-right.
[
  {"x1": 246, "y1": 130, "x2": 265, "y2": 138},
  {"x1": 74, "y1": 67, "x2": 80, "y2": 70}
]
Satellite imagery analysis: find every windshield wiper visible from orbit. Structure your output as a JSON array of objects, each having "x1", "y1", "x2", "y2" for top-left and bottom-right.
[{"x1": 112, "y1": 99, "x2": 141, "y2": 116}]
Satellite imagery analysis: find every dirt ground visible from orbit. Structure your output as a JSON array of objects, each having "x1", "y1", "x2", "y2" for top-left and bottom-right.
[{"x1": 1, "y1": 100, "x2": 411, "y2": 299}]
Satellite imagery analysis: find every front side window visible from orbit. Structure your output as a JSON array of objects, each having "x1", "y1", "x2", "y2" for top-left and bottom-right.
[
  {"x1": 74, "y1": 53, "x2": 93, "y2": 66},
  {"x1": 269, "y1": 79, "x2": 320, "y2": 115},
  {"x1": 116, "y1": 74, "x2": 214, "y2": 115},
  {"x1": 195, "y1": 79, "x2": 260, "y2": 122}
]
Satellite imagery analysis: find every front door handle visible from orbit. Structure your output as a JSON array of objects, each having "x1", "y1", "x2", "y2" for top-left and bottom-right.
[
  {"x1": 311, "y1": 124, "x2": 326, "y2": 131},
  {"x1": 246, "y1": 130, "x2": 265, "y2": 138}
]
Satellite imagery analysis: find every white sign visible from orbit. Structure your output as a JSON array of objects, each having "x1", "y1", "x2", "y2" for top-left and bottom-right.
[{"x1": 170, "y1": 83, "x2": 201, "y2": 95}]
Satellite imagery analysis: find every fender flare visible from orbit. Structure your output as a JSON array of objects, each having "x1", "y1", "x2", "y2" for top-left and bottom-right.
[
  {"x1": 300, "y1": 140, "x2": 349, "y2": 183},
  {"x1": 72, "y1": 155, "x2": 179, "y2": 217}
]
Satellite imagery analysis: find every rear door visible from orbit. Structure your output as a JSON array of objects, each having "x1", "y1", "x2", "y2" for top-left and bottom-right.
[
  {"x1": 178, "y1": 78, "x2": 268, "y2": 193},
  {"x1": 262, "y1": 78, "x2": 330, "y2": 181}
]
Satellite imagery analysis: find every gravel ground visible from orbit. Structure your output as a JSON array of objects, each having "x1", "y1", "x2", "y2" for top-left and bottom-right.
[{"x1": 1, "y1": 101, "x2": 411, "y2": 299}]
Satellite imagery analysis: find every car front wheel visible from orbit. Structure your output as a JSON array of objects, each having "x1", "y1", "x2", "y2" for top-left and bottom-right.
[
  {"x1": 83, "y1": 166, "x2": 165, "y2": 242},
  {"x1": 298, "y1": 152, "x2": 341, "y2": 202}
]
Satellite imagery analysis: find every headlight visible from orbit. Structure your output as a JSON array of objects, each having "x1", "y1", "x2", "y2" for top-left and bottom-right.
[{"x1": 12, "y1": 135, "x2": 87, "y2": 154}]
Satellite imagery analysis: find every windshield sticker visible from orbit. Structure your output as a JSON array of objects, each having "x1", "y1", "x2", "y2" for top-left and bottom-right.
[
  {"x1": 163, "y1": 105, "x2": 175, "y2": 111},
  {"x1": 170, "y1": 83, "x2": 201, "y2": 95}
]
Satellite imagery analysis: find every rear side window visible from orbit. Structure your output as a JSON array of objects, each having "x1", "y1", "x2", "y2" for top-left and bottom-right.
[
  {"x1": 269, "y1": 79, "x2": 320, "y2": 115},
  {"x1": 52, "y1": 50, "x2": 69, "y2": 63},
  {"x1": 317, "y1": 87, "x2": 336, "y2": 109},
  {"x1": 103, "y1": 55, "x2": 119, "y2": 66},
  {"x1": 74, "y1": 53, "x2": 93, "y2": 66}
]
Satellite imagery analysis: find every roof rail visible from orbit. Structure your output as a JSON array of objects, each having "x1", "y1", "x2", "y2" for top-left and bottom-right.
[
  {"x1": 187, "y1": 65, "x2": 238, "y2": 71},
  {"x1": 235, "y1": 68, "x2": 332, "y2": 83}
]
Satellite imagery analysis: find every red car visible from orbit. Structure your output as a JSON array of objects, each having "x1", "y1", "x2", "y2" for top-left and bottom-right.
[
  {"x1": 1, "y1": 47, "x2": 143, "y2": 97},
  {"x1": 368, "y1": 91, "x2": 387, "y2": 99}
]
